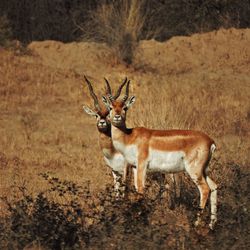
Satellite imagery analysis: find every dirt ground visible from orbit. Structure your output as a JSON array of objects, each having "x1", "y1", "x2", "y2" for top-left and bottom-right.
[{"x1": 0, "y1": 28, "x2": 249, "y2": 249}]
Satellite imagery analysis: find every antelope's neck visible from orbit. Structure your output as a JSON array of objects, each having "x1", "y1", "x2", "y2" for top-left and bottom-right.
[
  {"x1": 111, "y1": 124, "x2": 131, "y2": 145},
  {"x1": 98, "y1": 131, "x2": 115, "y2": 159}
]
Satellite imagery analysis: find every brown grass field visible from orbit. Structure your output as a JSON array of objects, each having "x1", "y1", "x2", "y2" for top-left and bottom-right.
[{"x1": 0, "y1": 28, "x2": 249, "y2": 249}]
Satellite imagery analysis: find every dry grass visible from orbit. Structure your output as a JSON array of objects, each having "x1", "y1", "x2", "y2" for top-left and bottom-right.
[
  {"x1": 0, "y1": 28, "x2": 249, "y2": 192},
  {"x1": 0, "y1": 28, "x2": 249, "y2": 248},
  {"x1": 0, "y1": 28, "x2": 249, "y2": 194},
  {"x1": 0, "y1": 50, "x2": 110, "y2": 201}
]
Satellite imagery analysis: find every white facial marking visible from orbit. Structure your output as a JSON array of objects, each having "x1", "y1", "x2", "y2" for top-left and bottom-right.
[{"x1": 98, "y1": 118, "x2": 107, "y2": 128}]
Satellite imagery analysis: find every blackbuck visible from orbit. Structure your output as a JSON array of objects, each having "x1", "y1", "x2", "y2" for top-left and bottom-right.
[
  {"x1": 82, "y1": 76, "x2": 129, "y2": 196},
  {"x1": 102, "y1": 80, "x2": 218, "y2": 229}
]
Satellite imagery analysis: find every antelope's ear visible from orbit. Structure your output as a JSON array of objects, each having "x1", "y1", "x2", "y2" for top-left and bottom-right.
[
  {"x1": 125, "y1": 96, "x2": 136, "y2": 109},
  {"x1": 83, "y1": 105, "x2": 98, "y2": 117},
  {"x1": 102, "y1": 96, "x2": 111, "y2": 109}
]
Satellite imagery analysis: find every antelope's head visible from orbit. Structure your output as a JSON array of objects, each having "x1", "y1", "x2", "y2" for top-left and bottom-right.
[
  {"x1": 102, "y1": 79, "x2": 135, "y2": 128},
  {"x1": 83, "y1": 76, "x2": 110, "y2": 133},
  {"x1": 83, "y1": 76, "x2": 129, "y2": 132}
]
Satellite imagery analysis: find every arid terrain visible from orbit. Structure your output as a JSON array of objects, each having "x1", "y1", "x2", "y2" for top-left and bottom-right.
[{"x1": 0, "y1": 28, "x2": 249, "y2": 249}]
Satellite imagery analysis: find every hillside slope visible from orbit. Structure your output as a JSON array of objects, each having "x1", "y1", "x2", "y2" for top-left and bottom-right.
[
  {"x1": 0, "y1": 28, "x2": 249, "y2": 249},
  {"x1": 0, "y1": 27, "x2": 249, "y2": 189}
]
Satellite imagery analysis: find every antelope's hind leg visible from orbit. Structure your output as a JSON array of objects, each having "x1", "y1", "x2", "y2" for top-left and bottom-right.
[
  {"x1": 195, "y1": 176, "x2": 210, "y2": 227},
  {"x1": 206, "y1": 176, "x2": 217, "y2": 230},
  {"x1": 187, "y1": 167, "x2": 210, "y2": 227}
]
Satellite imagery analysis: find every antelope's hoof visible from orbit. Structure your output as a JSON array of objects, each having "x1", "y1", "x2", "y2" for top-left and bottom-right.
[
  {"x1": 209, "y1": 219, "x2": 217, "y2": 230},
  {"x1": 194, "y1": 220, "x2": 200, "y2": 227},
  {"x1": 194, "y1": 216, "x2": 202, "y2": 227},
  {"x1": 133, "y1": 192, "x2": 143, "y2": 202},
  {"x1": 137, "y1": 188, "x2": 144, "y2": 194}
]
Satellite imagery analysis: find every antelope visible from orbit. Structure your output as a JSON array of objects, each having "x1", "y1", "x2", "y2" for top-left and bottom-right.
[
  {"x1": 102, "y1": 80, "x2": 218, "y2": 229},
  {"x1": 82, "y1": 76, "x2": 129, "y2": 196}
]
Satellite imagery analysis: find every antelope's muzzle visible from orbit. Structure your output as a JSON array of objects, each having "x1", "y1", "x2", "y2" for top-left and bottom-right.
[
  {"x1": 113, "y1": 115, "x2": 122, "y2": 124},
  {"x1": 98, "y1": 119, "x2": 107, "y2": 128}
]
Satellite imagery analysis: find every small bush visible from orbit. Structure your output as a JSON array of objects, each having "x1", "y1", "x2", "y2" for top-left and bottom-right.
[
  {"x1": 0, "y1": 174, "x2": 89, "y2": 249},
  {"x1": 80, "y1": 0, "x2": 158, "y2": 65},
  {"x1": 0, "y1": 172, "x2": 185, "y2": 249}
]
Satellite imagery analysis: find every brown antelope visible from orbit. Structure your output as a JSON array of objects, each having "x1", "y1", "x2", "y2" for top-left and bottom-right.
[
  {"x1": 102, "y1": 80, "x2": 218, "y2": 229},
  {"x1": 82, "y1": 76, "x2": 129, "y2": 196}
]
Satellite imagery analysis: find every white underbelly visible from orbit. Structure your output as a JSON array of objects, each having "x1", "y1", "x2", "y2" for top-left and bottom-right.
[
  {"x1": 148, "y1": 150, "x2": 185, "y2": 173},
  {"x1": 104, "y1": 153, "x2": 126, "y2": 174}
]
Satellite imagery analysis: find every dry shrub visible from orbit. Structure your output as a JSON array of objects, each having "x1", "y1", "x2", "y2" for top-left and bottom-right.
[
  {"x1": 80, "y1": 0, "x2": 158, "y2": 65},
  {"x1": 0, "y1": 174, "x2": 190, "y2": 249},
  {"x1": 1, "y1": 164, "x2": 248, "y2": 249}
]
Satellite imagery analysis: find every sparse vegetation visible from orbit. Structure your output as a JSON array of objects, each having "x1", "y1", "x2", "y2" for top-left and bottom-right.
[
  {"x1": 0, "y1": 18, "x2": 249, "y2": 250},
  {"x1": 0, "y1": 162, "x2": 249, "y2": 249}
]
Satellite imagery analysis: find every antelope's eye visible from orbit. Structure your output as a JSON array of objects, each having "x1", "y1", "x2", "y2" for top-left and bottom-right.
[{"x1": 123, "y1": 107, "x2": 128, "y2": 111}]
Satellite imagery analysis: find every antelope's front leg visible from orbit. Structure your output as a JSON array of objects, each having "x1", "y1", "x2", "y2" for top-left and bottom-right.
[
  {"x1": 122, "y1": 163, "x2": 132, "y2": 195},
  {"x1": 133, "y1": 167, "x2": 138, "y2": 191},
  {"x1": 135, "y1": 147, "x2": 149, "y2": 194},
  {"x1": 122, "y1": 163, "x2": 128, "y2": 183},
  {"x1": 136, "y1": 161, "x2": 148, "y2": 194}
]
